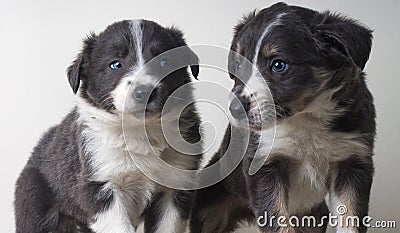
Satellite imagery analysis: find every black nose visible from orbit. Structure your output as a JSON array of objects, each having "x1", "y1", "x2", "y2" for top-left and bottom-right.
[
  {"x1": 133, "y1": 85, "x2": 154, "y2": 104},
  {"x1": 229, "y1": 97, "x2": 247, "y2": 119}
]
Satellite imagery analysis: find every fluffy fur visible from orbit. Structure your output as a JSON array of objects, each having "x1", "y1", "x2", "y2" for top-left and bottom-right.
[
  {"x1": 15, "y1": 20, "x2": 202, "y2": 233},
  {"x1": 191, "y1": 2, "x2": 375, "y2": 233}
]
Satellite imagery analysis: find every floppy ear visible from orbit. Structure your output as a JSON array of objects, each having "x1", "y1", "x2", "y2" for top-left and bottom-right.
[
  {"x1": 186, "y1": 48, "x2": 199, "y2": 79},
  {"x1": 167, "y1": 27, "x2": 200, "y2": 79},
  {"x1": 67, "y1": 54, "x2": 83, "y2": 94},
  {"x1": 313, "y1": 12, "x2": 373, "y2": 70},
  {"x1": 66, "y1": 33, "x2": 96, "y2": 93}
]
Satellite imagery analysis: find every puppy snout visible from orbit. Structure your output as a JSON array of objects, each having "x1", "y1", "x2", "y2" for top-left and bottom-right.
[
  {"x1": 133, "y1": 85, "x2": 156, "y2": 104},
  {"x1": 229, "y1": 97, "x2": 249, "y2": 120}
]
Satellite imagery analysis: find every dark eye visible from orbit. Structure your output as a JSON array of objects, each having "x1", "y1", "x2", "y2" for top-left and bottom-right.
[
  {"x1": 160, "y1": 58, "x2": 169, "y2": 67},
  {"x1": 271, "y1": 60, "x2": 287, "y2": 73},
  {"x1": 109, "y1": 60, "x2": 122, "y2": 70}
]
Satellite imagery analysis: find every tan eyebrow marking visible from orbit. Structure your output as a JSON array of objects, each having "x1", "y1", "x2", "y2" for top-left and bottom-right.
[
  {"x1": 251, "y1": 12, "x2": 286, "y2": 74},
  {"x1": 235, "y1": 44, "x2": 243, "y2": 56},
  {"x1": 262, "y1": 43, "x2": 278, "y2": 57}
]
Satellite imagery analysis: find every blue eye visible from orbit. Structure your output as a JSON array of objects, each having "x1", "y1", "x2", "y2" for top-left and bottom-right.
[
  {"x1": 160, "y1": 58, "x2": 169, "y2": 67},
  {"x1": 109, "y1": 60, "x2": 122, "y2": 70},
  {"x1": 271, "y1": 60, "x2": 287, "y2": 73}
]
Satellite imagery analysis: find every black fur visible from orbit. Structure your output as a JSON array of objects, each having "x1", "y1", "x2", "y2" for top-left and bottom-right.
[
  {"x1": 191, "y1": 2, "x2": 375, "y2": 233},
  {"x1": 15, "y1": 20, "x2": 202, "y2": 233},
  {"x1": 143, "y1": 192, "x2": 164, "y2": 233},
  {"x1": 15, "y1": 110, "x2": 95, "y2": 233}
]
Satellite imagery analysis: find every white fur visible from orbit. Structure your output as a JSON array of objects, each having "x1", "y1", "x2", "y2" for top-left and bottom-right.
[
  {"x1": 76, "y1": 96, "x2": 168, "y2": 230},
  {"x1": 91, "y1": 195, "x2": 136, "y2": 233},
  {"x1": 154, "y1": 194, "x2": 187, "y2": 233},
  {"x1": 112, "y1": 72, "x2": 160, "y2": 115},
  {"x1": 76, "y1": 89, "x2": 194, "y2": 231},
  {"x1": 235, "y1": 21, "x2": 368, "y2": 212},
  {"x1": 232, "y1": 11, "x2": 365, "y2": 232},
  {"x1": 241, "y1": 13, "x2": 287, "y2": 97},
  {"x1": 73, "y1": 19, "x2": 195, "y2": 232},
  {"x1": 335, "y1": 229, "x2": 357, "y2": 233},
  {"x1": 328, "y1": 178, "x2": 358, "y2": 233},
  {"x1": 231, "y1": 12, "x2": 287, "y2": 99},
  {"x1": 231, "y1": 14, "x2": 288, "y2": 173},
  {"x1": 76, "y1": 96, "x2": 169, "y2": 175},
  {"x1": 252, "y1": 13, "x2": 287, "y2": 66},
  {"x1": 329, "y1": 195, "x2": 358, "y2": 233},
  {"x1": 254, "y1": 91, "x2": 368, "y2": 214},
  {"x1": 112, "y1": 20, "x2": 161, "y2": 114},
  {"x1": 131, "y1": 20, "x2": 144, "y2": 67},
  {"x1": 230, "y1": 14, "x2": 287, "y2": 127}
]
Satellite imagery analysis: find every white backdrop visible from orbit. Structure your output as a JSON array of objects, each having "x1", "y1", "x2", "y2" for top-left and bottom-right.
[{"x1": 1, "y1": 0, "x2": 399, "y2": 232}]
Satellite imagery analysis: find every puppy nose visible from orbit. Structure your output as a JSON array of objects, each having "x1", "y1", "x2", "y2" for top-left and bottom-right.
[
  {"x1": 133, "y1": 85, "x2": 154, "y2": 103},
  {"x1": 229, "y1": 97, "x2": 247, "y2": 119}
]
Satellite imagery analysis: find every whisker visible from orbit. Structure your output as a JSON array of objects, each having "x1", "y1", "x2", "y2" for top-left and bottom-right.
[{"x1": 169, "y1": 95, "x2": 185, "y2": 101}]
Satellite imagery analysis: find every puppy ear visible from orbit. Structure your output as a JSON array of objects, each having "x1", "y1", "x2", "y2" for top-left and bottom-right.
[
  {"x1": 233, "y1": 10, "x2": 256, "y2": 36},
  {"x1": 67, "y1": 54, "x2": 83, "y2": 94},
  {"x1": 189, "y1": 58, "x2": 199, "y2": 79},
  {"x1": 313, "y1": 12, "x2": 373, "y2": 70},
  {"x1": 185, "y1": 47, "x2": 199, "y2": 79},
  {"x1": 167, "y1": 26, "x2": 200, "y2": 79},
  {"x1": 66, "y1": 33, "x2": 96, "y2": 93}
]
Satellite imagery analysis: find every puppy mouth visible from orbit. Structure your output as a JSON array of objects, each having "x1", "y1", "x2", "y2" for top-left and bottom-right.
[
  {"x1": 128, "y1": 107, "x2": 162, "y2": 120},
  {"x1": 230, "y1": 105, "x2": 276, "y2": 131},
  {"x1": 116, "y1": 103, "x2": 162, "y2": 121},
  {"x1": 229, "y1": 88, "x2": 277, "y2": 130},
  {"x1": 114, "y1": 91, "x2": 165, "y2": 120}
]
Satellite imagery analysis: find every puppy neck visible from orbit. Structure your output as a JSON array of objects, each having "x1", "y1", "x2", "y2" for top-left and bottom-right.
[{"x1": 74, "y1": 94, "x2": 169, "y2": 155}]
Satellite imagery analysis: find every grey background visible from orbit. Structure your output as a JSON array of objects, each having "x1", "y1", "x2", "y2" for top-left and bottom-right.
[{"x1": 1, "y1": 0, "x2": 399, "y2": 232}]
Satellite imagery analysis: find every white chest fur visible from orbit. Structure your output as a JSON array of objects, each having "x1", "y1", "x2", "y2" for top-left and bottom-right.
[
  {"x1": 77, "y1": 97, "x2": 168, "y2": 179},
  {"x1": 76, "y1": 97, "x2": 170, "y2": 226},
  {"x1": 258, "y1": 111, "x2": 367, "y2": 214}
]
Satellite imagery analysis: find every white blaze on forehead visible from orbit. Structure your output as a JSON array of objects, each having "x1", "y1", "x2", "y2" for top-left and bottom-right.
[
  {"x1": 112, "y1": 20, "x2": 159, "y2": 114},
  {"x1": 233, "y1": 13, "x2": 287, "y2": 82},
  {"x1": 242, "y1": 13, "x2": 288, "y2": 97},
  {"x1": 235, "y1": 14, "x2": 287, "y2": 174},
  {"x1": 128, "y1": 19, "x2": 157, "y2": 86},
  {"x1": 130, "y1": 20, "x2": 144, "y2": 68},
  {"x1": 252, "y1": 13, "x2": 287, "y2": 66}
]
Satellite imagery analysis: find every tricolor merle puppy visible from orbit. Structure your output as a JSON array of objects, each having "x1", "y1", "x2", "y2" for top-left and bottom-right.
[
  {"x1": 192, "y1": 2, "x2": 375, "y2": 233},
  {"x1": 15, "y1": 20, "x2": 201, "y2": 233}
]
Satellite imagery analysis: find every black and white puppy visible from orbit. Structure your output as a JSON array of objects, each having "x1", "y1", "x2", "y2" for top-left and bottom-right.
[
  {"x1": 15, "y1": 20, "x2": 201, "y2": 233},
  {"x1": 191, "y1": 2, "x2": 375, "y2": 233}
]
